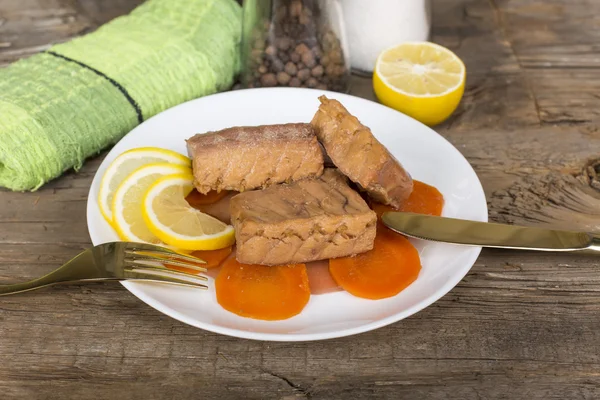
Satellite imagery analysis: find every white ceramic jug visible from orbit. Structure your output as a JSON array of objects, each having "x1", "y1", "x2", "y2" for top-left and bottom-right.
[{"x1": 342, "y1": 0, "x2": 432, "y2": 74}]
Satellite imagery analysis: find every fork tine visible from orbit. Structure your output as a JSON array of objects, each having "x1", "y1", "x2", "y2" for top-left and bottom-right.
[
  {"x1": 125, "y1": 249, "x2": 206, "y2": 265},
  {"x1": 127, "y1": 269, "x2": 208, "y2": 289},
  {"x1": 134, "y1": 250, "x2": 206, "y2": 265},
  {"x1": 124, "y1": 263, "x2": 208, "y2": 280},
  {"x1": 125, "y1": 255, "x2": 207, "y2": 272},
  {"x1": 125, "y1": 241, "x2": 179, "y2": 253},
  {"x1": 125, "y1": 243, "x2": 206, "y2": 263}
]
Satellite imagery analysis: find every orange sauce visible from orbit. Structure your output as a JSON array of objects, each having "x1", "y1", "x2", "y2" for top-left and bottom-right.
[
  {"x1": 186, "y1": 189, "x2": 230, "y2": 206},
  {"x1": 371, "y1": 180, "x2": 444, "y2": 218},
  {"x1": 306, "y1": 260, "x2": 342, "y2": 294},
  {"x1": 189, "y1": 247, "x2": 233, "y2": 269},
  {"x1": 186, "y1": 189, "x2": 236, "y2": 224},
  {"x1": 166, "y1": 247, "x2": 233, "y2": 277}
]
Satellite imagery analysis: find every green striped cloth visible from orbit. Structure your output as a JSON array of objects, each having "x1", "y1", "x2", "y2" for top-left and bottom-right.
[{"x1": 0, "y1": 0, "x2": 241, "y2": 191}]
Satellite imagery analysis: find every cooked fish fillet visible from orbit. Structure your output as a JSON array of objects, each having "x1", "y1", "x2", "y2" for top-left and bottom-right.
[
  {"x1": 310, "y1": 95, "x2": 413, "y2": 207},
  {"x1": 186, "y1": 123, "x2": 324, "y2": 194},
  {"x1": 230, "y1": 169, "x2": 377, "y2": 265}
]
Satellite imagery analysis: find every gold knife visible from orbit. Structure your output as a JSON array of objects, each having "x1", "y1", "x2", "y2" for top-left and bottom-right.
[{"x1": 381, "y1": 212, "x2": 600, "y2": 252}]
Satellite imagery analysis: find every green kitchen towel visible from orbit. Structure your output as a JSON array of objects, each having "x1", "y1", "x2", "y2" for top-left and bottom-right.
[{"x1": 0, "y1": 0, "x2": 241, "y2": 191}]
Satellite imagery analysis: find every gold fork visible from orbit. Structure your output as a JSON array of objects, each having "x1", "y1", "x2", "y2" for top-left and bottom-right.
[{"x1": 0, "y1": 242, "x2": 208, "y2": 296}]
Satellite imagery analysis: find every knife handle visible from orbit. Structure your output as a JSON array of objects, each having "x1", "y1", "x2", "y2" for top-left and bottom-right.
[{"x1": 589, "y1": 234, "x2": 600, "y2": 252}]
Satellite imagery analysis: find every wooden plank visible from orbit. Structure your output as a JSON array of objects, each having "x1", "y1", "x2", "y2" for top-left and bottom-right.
[
  {"x1": 432, "y1": 0, "x2": 541, "y2": 131},
  {"x1": 1, "y1": 247, "x2": 600, "y2": 400},
  {"x1": 0, "y1": 126, "x2": 598, "y2": 400},
  {"x1": 0, "y1": 0, "x2": 90, "y2": 65},
  {"x1": 75, "y1": 0, "x2": 143, "y2": 25},
  {"x1": 442, "y1": 127, "x2": 600, "y2": 229},
  {"x1": 0, "y1": 0, "x2": 142, "y2": 65},
  {"x1": 527, "y1": 69, "x2": 600, "y2": 125},
  {"x1": 1, "y1": 0, "x2": 600, "y2": 399},
  {"x1": 490, "y1": 0, "x2": 600, "y2": 125}
]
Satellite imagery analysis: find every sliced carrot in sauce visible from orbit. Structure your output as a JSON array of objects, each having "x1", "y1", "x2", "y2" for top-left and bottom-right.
[
  {"x1": 186, "y1": 189, "x2": 230, "y2": 206},
  {"x1": 329, "y1": 223, "x2": 421, "y2": 300},
  {"x1": 216, "y1": 258, "x2": 310, "y2": 320},
  {"x1": 371, "y1": 180, "x2": 444, "y2": 218},
  {"x1": 167, "y1": 246, "x2": 233, "y2": 276}
]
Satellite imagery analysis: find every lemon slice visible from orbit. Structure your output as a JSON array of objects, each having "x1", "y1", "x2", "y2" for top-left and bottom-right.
[
  {"x1": 142, "y1": 173, "x2": 235, "y2": 251},
  {"x1": 98, "y1": 147, "x2": 190, "y2": 225},
  {"x1": 112, "y1": 163, "x2": 192, "y2": 244},
  {"x1": 373, "y1": 41, "x2": 466, "y2": 126}
]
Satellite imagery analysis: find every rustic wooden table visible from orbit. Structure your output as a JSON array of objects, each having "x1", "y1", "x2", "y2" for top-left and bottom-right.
[{"x1": 1, "y1": 0, "x2": 600, "y2": 399}]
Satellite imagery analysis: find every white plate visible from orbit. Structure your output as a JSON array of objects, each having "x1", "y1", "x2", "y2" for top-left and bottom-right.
[{"x1": 87, "y1": 88, "x2": 487, "y2": 341}]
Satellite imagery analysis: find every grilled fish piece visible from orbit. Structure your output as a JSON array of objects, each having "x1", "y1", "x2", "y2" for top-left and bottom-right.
[
  {"x1": 186, "y1": 123, "x2": 324, "y2": 194},
  {"x1": 311, "y1": 95, "x2": 413, "y2": 207},
  {"x1": 230, "y1": 169, "x2": 377, "y2": 266}
]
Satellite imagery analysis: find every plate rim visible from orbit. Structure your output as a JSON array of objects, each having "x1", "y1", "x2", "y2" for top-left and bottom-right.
[{"x1": 86, "y1": 87, "x2": 488, "y2": 341}]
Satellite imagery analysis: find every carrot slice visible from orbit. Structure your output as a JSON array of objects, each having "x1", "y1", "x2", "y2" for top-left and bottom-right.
[
  {"x1": 186, "y1": 189, "x2": 230, "y2": 206},
  {"x1": 329, "y1": 223, "x2": 421, "y2": 300},
  {"x1": 168, "y1": 246, "x2": 232, "y2": 275},
  {"x1": 371, "y1": 180, "x2": 444, "y2": 218},
  {"x1": 216, "y1": 258, "x2": 310, "y2": 320}
]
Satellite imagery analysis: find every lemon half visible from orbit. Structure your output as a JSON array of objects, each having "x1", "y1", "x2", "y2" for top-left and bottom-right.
[
  {"x1": 98, "y1": 147, "x2": 190, "y2": 225},
  {"x1": 142, "y1": 173, "x2": 235, "y2": 251},
  {"x1": 373, "y1": 42, "x2": 466, "y2": 126},
  {"x1": 111, "y1": 163, "x2": 192, "y2": 244}
]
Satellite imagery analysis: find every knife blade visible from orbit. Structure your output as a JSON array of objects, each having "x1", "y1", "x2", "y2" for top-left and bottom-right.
[{"x1": 381, "y1": 212, "x2": 600, "y2": 252}]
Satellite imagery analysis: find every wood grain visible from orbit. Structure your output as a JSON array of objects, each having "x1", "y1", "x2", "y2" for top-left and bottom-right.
[
  {"x1": 1, "y1": 0, "x2": 600, "y2": 399},
  {"x1": 491, "y1": 0, "x2": 600, "y2": 125}
]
